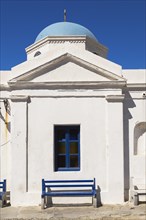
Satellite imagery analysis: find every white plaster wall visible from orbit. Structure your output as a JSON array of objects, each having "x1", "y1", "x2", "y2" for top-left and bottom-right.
[
  {"x1": 0, "y1": 36, "x2": 145, "y2": 207},
  {"x1": 27, "y1": 41, "x2": 85, "y2": 60},
  {"x1": 122, "y1": 69, "x2": 146, "y2": 83},
  {"x1": 0, "y1": 105, "x2": 11, "y2": 180},
  {"x1": 103, "y1": 99, "x2": 124, "y2": 203},
  {"x1": 0, "y1": 71, "x2": 11, "y2": 83},
  {"x1": 27, "y1": 97, "x2": 107, "y2": 205},
  {"x1": 11, "y1": 44, "x2": 122, "y2": 80},
  {"x1": 31, "y1": 62, "x2": 110, "y2": 82},
  {"x1": 10, "y1": 93, "x2": 125, "y2": 206},
  {"x1": 11, "y1": 100, "x2": 28, "y2": 206},
  {"x1": 0, "y1": 91, "x2": 11, "y2": 191},
  {"x1": 125, "y1": 96, "x2": 146, "y2": 179}
]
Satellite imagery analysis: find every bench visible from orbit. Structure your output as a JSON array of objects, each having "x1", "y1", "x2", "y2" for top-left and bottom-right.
[
  {"x1": 0, "y1": 179, "x2": 7, "y2": 208},
  {"x1": 130, "y1": 177, "x2": 146, "y2": 205},
  {"x1": 41, "y1": 178, "x2": 98, "y2": 209}
]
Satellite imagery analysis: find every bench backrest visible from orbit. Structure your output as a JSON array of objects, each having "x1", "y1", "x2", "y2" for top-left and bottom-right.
[
  {"x1": 0, "y1": 180, "x2": 6, "y2": 192},
  {"x1": 42, "y1": 179, "x2": 96, "y2": 194}
]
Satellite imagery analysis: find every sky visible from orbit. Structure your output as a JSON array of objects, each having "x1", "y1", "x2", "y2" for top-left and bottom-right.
[{"x1": 0, "y1": 0, "x2": 146, "y2": 70}]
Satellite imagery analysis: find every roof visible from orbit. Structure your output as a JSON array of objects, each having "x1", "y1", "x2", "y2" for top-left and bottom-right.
[{"x1": 35, "y1": 22, "x2": 97, "y2": 42}]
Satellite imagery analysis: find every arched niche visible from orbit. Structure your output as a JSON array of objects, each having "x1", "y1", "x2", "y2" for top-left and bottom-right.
[{"x1": 134, "y1": 122, "x2": 146, "y2": 155}]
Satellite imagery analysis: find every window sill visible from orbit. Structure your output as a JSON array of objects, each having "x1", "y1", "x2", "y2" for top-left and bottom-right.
[{"x1": 55, "y1": 168, "x2": 80, "y2": 172}]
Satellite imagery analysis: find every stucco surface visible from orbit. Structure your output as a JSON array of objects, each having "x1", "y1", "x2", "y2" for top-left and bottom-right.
[{"x1": 0, "y1": 25, "x2": 145, "y2": 207}]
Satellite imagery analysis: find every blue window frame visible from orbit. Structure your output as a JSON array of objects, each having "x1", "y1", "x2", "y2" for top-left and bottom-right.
[{"x1": 54, "y1": 125, "x2": 80, "y2": 171}]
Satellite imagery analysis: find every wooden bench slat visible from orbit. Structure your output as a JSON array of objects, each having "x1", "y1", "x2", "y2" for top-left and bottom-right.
[
  {"x1": 44, "y1": 184, "x2": 94, "y2": 188},
  {"x1": 44, "y1": 180, "x2": 94, "y2": 183},
  {"x1": 43, "y1": 191, "x2": 95, "y2": 196},
  {"x1": 41, "y1": 178, "x2": 97, "y2": 209}
]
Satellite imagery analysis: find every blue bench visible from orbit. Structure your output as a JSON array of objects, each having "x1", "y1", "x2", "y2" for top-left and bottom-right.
[
  {"x1": 0, "y1": 179, "x2": 7, "y2": 207},
  {"x1": 41, "y1": 178, "x2": 98, "y2": 209}
]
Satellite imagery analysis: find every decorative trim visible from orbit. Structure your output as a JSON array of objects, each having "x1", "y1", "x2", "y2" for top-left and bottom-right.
[
  {"x1": 8, "y1": 81, "x2": 126, "y2": 90},
  {"x1": 106, "y1": 95, "x2": 125, "y2": 102},
  {"x1": 26, "y1": 95, "x2": 106, "y2": 98},
  {"x1": 26, "y1": 36, "x2": 87, "y2": 54},
  {"x1": 0, "y1": 84, "x2": 10, "y2": 91},
  {"x1": 10, "y1": 95, "x2": 30, "y2": 102},
  {"x1": 126, "y1": 83, "x2": 146, "y2": 90}
]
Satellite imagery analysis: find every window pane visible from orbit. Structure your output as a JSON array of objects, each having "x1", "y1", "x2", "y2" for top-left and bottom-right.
[
  {"x1": 57, "y1": 129, "x2": 66, "y2": 140},
  {"x1": 70, "y1": 128, "x2": 79, "y2": 140},
  {"x1": 58, "y1": 156, "x2": 66, "y2": 167},
  {"x1": 55, "y1": 125, "x2": 80, "y2": 171},
  {"x1": 58, "y1": 142, "x2": 66, "y2": 154},
  {"x1": 70, "y1": 155, "x2": 78, "y2": 167},
  {"x1": 70, "y1": 142, "x2": 78, "y2": 154}
]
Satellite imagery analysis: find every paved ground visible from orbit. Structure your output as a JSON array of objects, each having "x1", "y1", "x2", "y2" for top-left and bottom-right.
[{"x1": 0, "y1": 203, "x2": 146, "y2": 220}]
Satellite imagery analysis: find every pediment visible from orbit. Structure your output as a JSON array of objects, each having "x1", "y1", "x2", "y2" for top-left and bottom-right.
[
  {"x1": 8, "y1": 53, "x2": 126, "y2": 89},
  {"x1": 30, "y1": 61, "x2": 111, "y2": 82}
]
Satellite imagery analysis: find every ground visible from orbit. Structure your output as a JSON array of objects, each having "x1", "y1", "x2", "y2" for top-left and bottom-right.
[{"x1": 0, "y1": 203, "x2": 146, "y2": 220}]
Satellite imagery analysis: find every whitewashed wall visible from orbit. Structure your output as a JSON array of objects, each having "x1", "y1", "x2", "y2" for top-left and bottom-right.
[
  {"x1": 10, "y1": 93, "x2": 124, "y2": 206},
  {"x1": 0, "y1": 40, "x2": 145, "y2": 207}
]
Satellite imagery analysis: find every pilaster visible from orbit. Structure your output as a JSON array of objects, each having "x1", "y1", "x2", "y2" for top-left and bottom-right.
[
  {"x1": 10, "y1": 95, "x2": 29, "y2": 205},
  {"x1": 105, "y1": 95, "x2": 125, "y2": 203}
]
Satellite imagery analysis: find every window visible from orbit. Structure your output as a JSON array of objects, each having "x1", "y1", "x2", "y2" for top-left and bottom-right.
[
  {"x1": 34, "y1": 51, "x2": 41, "y2": 57},
  {"x1": 54, "y1": 125, "x2": 80, "y2": 171}
]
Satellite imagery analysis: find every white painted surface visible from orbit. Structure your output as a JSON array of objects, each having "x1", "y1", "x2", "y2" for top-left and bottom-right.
[{"x1": 0, "y1": 32, "x2": 146, "y2": 206}]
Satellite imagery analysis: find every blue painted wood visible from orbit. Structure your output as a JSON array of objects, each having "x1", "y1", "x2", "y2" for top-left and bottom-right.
[
  {"x1": 55, "y1": 125, "x2": 80, "y2": 171},
  {"x1": 44, "y1": 180, "x2": 94, "y2": 183},
  {"x1": 0, "y1": 180, "x2": 6, "y2": 203},
  {"x1": 0, "y1": 180, "x2": 6, "y2": 192},
  {"x1": 41, "y1": 178, "x2": 96, "y2": 198},
  {"x1": 43, "y1": 184, "x2": 94, "y2": 188},
  {"x1": 43, "y1": 191, "x2": 95, "y2": 196}
]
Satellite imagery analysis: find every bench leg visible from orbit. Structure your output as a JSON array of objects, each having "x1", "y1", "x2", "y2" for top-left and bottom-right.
[
  {"x1": 93, "y1": 196, "x2": 98, "y2": 208},
  {"x1": 134, "y1": 193, "x2": 139, "y2": 206},
  {"x1": 0, "y1": 194, "x2": 7, "y2": 208},
  {"x1": 41, "y1": 197, "x2": 45, "y2": 209},
  {"x1": 0, "y1": 200, "x2": 3, "y2": 208}
]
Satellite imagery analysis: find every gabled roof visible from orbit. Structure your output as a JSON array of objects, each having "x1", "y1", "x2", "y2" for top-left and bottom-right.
[{"x1": 8, "y1": 53, "x2": 126, "y2": 90}]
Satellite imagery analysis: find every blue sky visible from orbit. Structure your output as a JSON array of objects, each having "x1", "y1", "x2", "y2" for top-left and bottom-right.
[{"x1": 0, "y1": 0, "x2": 146, "y2": 70}]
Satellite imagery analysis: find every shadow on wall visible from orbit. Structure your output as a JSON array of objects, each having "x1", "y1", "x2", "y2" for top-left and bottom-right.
[
  {"x1": 134, "y1": 122, "x2": 146, "y2": 155},
  {"x1": 44, "y1": 187, "x2": 102, "y2": 208},
  {"x1": 123, "y1": 90, "x2": 136, "y2": 201},
  {"x1": 0, "y1": 99, "x2": 11, "y2": 133}
]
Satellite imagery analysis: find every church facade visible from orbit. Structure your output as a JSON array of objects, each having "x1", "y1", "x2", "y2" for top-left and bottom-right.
[{"x1": 0, "y1": 21, "x2": 146, "y2": 206}]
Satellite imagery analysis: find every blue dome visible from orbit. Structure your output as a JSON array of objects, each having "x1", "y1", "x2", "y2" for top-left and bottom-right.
[{"x1": 35, "y1": 22, "x2": 97, "y2": 42}]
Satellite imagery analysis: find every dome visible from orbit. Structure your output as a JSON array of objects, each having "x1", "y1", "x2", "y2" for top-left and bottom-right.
[{"x1": 35, "y1": 22, "x2": 97, "y2": 42}]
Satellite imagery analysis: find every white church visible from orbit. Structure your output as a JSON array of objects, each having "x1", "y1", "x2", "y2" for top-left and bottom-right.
[{"x1": 0, "y1": 20, "x2": 146, "y2": 206}]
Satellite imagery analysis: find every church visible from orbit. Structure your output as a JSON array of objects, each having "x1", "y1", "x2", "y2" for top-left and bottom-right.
[{"x1": 0, "y1": 19, "x2": 146, "y2": 206}]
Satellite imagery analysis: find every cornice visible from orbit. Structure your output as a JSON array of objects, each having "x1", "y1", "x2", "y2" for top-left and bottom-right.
[
  {"x1": 106, "y1": 95, "x2": 125, "y2": 102},
  {"x1": 10, "y1": 95, "x2": 30, "y2": 102},
  {"x1": 0, "y1": 84, "x2": 11, "y2": 91},
  {"x1": 26, "y1": 36, "x2": 87, "y2": 54},
  {"x1": 8, "y1": 81, "x2": 126, "y2": 90},
  {"x1": 126, "y1": 83, "x2": 146, "y2": 90}
]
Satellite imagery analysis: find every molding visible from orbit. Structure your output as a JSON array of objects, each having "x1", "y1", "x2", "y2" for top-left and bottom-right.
[
  {"x1": 106, "y1": 95, "x2": 125, "y2": 102},
  {"x1": 126, "y1": 83, "x2": 146, "y2": 90},
  {"x1": 26, "y1": 36, "x2": 87, "y2": 54},
  {"x1": 28, "y1": 95, "x2": 106, "y2": 98},
  {"x1": 0, "y1": 84, "x2": 10, "y2": 91},
  {"x1": 10, "y1": 95, "x2": 30, "y2": 102},
  {"x1": 8, "y1": 81, "x2": 126, "y2": 90}
]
